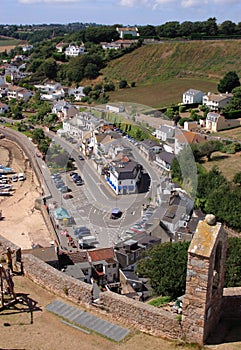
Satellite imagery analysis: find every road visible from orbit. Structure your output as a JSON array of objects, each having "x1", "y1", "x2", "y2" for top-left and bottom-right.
[{"x1": 44, "y1": 131, "x2": 162, "y2": 249}]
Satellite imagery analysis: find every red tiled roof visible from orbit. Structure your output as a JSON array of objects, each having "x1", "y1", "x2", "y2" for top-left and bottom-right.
[
  {"x1": 67, "y1": 251, "x2": 88, "y2": 264},
  {"x1": 88, "y1": 247, "x2": 115, "y2": 262}
]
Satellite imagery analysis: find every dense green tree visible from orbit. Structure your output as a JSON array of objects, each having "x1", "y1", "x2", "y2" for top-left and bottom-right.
[
  {"x1": 219, "y1": 20, "x2": 236, "y2": 36},
  {"x1": 138, "y1": 25, "x2": 156, "y2": 37},
  {"x1": 179, "y1": 21, "x2": 194, "y2": 37},
  {"x1": 136, "y1": 241, "x2": 190, "y2": 299},
  {"x1": 41, "y1": 58, "x2": 57, "y2": 79},
  {"x1": 202, "y1": 18, "x2": 218, "y2": 36},
  {"x1": 225, "y1": 237, "x2": 241, "y2": 288},
  {"x1": 217, "y1": 71, "x2": 240, "y2": 93},
  {"x1": 84, "y1": 63, "x2": 99, "y2": 79},
  {"x1": 156, "y1": 21, "x2": 180, "y2": 38},
  {"x1": 32, "y1": 128, "x2": 45, "y2": 144},
  {"x1": 223, "y1": 86, "x2": 241, "y2": 112}
]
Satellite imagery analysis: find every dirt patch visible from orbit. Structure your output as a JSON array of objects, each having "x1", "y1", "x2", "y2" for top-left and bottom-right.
[{"x1": 0, "y1": 139, "x2": 52, "y2": 249}]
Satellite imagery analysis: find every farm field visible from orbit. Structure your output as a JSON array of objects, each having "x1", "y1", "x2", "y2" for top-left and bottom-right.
[
  {"x1": 107, "y1": 78, "x2": 217, "y2": 108},
  {"x1": 202, "y1": 151, "x2": 241, "y2": 181},
  {"x1": 0, "y1": 37, "x2": 25, "y2": 52},
  {"x1": 214, "y1": 126, "x2": 241, "y2": 142}
]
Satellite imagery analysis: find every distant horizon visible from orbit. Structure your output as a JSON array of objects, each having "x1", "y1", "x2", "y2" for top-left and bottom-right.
[{"x1": 1, "y1": 0, "x2": 241, "y2": 27}]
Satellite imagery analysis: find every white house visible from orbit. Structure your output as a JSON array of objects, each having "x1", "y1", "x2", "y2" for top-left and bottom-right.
[
  {"x1": 139, "y1": 139, "x2": 162, "y2": 160},
  {"x1": 155, "y1": 124, "x2": 176, "y2": 141},
  {"x1": 101, "y1": 42, "x2": 122, "y2": 50},
  {"x1": 105, "y1": 160, "x2": 142, "y2": 195},
  {"x1": 116, "y1": 27, "x2": 139, "y2": 39},
  {"x1": 106, "y1": 103, "x2": 125, "y2": 113},
  {"x1": 65, "y1": 44, "x2": 85, "y2": 57},
  {"x1": 202, "y1": 92, "x2": 232, "y2": 111},
  {"x1": 22, "y1": 45, "x2": 33, "y2": 52},
  {"x1": 68, "y1": 86, "x2": 85, "y2": 101},
  {"x1": 7, "y1": 85, "x2": 32, "y2": 101},
  {"x1": 205, "y1": 112, "x2": 240, "y2": 132},
  {"x1": 182, "y1": 89, "x2": 205, "y2": 104},
  {"x1": 154, "y1": 150, "x2": 175, "y2": 173}
]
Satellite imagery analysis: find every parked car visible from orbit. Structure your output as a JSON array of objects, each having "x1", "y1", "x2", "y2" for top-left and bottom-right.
[
  {"x1": 63, "y1": 193, "x2": 73, "y2": 199},
  {"x1": 59, "y1": 186, "x2": 69, "y2": 193},
  {"x1": 78, "y1": 155, "x2": 84, "y2": 160},
  {"x1": 12, "y1": 174, "x2": 18, "y2": 182},
  {"x1": 18, "y1": 173, "x2": 26, "y2": 181}
]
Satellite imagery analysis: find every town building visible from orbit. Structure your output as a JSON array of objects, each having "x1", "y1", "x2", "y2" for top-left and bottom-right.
[
  {"x1": 202, "y1": 92, "x2": 232, "y2": 111},
  {"x1": 182, "y1": 89, "x2": 205, "y2": 104}
]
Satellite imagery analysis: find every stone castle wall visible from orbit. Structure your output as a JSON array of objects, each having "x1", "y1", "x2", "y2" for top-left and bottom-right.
[{"x1": 1, "y1": 234, "x2": 241, "y2": 344}]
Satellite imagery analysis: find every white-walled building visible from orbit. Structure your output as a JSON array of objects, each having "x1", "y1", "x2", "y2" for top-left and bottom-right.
[
  {"x1": 182, "y1": 89, "x2": 205, "y2": 104},
  {"x1": 105, "y1": 160, "x2": 142, "y2": 195},
  {"x1": 202, "y1": 92, "x2": 232, "y2": 111},
  {"x1": 65, "y1": 44, "x2": 85, "y2": 57}
]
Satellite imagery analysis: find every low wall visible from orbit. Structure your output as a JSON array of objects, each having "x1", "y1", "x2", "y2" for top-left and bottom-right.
[
  {"x1": 100, "y1": 291, "x2": 182, "y2": 339},
  {"x1": 222, "y1": 287, "x2": 241, "y2": 318}
]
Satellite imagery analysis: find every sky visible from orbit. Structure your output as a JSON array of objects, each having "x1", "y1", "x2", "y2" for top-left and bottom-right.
[{"x1": 1, "y1": 0, "x2": 241, "y2": 26}]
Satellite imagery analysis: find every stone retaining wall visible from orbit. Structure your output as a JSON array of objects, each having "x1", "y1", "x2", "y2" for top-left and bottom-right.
[
  {"x1": 100, "y1": 291, "x2": 182, "y2": 339},
  {"x1": 23, "y1": 254, "x2": 92, "y2": 305}
]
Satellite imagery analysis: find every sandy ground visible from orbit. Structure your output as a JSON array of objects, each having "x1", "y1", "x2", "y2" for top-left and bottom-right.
[{"x1": 0, "y1": 139, "x2": 52, "y2": 249}]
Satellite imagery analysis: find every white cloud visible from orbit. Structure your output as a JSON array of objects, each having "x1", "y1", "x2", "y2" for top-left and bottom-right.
[
  {"x1": 19, "y1": 0, "x2": 78, "y2": 3},
  {"x1": 119, "y1": 0, "x2": 136, "y2": 7},
  {"x1": 213, "y1": 0, "x2": 239, "y2": 3},
  {"x1": 181, "y1": 0, "x2": 201, "y2": 7}
]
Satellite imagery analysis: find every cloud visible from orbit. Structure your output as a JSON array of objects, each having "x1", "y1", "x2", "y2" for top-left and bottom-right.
[
  {"x1": 19, "y1": 0, "x2": 79, "y2": 3},
  {"x1": 181, "y1": 0, "x2": 206, "y2": 7},
  {"x1": 119, "y1": 0, "x2": 136, "y2": 7}
]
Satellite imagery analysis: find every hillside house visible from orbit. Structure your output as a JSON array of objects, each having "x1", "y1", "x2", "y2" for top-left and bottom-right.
[
  {"x1": 65, "y1": 44, "x2": 85, "y2": 57},
  {"x1": 106, "y1": 103, "x2": 125, "y2": 113},
  {"x1": 155, "y1": 124, "x2": 176, "y2": 142},
  {"x1": 68, "y1": 86, "x2": 85, "y2": 101},
  {"x1": 202, "y1": 92, "x2": 232, "y2": 111},
  {"x1": 7, "y1": 85, "x2": 32, "y2": 101},
  {"x1": 116, "y1": 27, "x2": 139, "y2": 39},
  {"x1": 55, "y1": 42, "x2": 67, "y2": 53},
  {"x1": 101, "y1": 42, "x2": 122, "y2": 50},
  {"x1": 52, "y1": 100, "x2": 78, "y2": 120},
  {"x1": 205, "y1": 112, "x2": 241, "y2": 132},
  {"x1": 182, "y1": 89, "x2": 205, "y2": 104}
]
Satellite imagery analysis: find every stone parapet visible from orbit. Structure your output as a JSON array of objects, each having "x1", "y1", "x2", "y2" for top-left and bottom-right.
[{"x1": 100, "y1": 291, "x2": 182, "y2": 339}]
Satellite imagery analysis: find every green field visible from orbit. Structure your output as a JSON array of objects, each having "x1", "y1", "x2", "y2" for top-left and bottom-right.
[{"x1": 100, "y1": 40, "x2": 241, "y2": 108}]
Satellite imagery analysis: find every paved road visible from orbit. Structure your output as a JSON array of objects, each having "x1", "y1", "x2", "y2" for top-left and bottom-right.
[{"x1": 43, "y1": 132, "x2": 162, "y2": 250}]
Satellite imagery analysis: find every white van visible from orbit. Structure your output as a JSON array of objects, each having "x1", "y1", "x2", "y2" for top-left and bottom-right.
[{"x1": 18, "y1": 173, "x2": 26, "y2": 181}]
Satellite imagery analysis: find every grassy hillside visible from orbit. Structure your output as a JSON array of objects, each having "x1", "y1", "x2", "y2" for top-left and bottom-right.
[{"x1": 100, "y1": 40, "x2": 241, "y2": 108}]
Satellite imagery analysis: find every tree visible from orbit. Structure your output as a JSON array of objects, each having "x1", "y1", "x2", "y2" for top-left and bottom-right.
[
  {"x1": 225, "y1": 237, "x2": 241, "y2": 288},
  {"x1": 136, "y1": 241, "x2": 190, "y2": 299},
  {"x1": 217, "y1": 71, "x2": 240, "y2": 93},
  {"x1": 119, "y1": 80, "x2": 128, "y2": 89},
  {"x1": 219, "y1": 20, "x2": 236, "y2": 36}
]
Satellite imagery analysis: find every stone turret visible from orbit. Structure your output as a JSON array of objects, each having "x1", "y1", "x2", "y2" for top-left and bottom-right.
[{"x1": 182, "y1": 215, "x2": 227, "y2": 344}]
